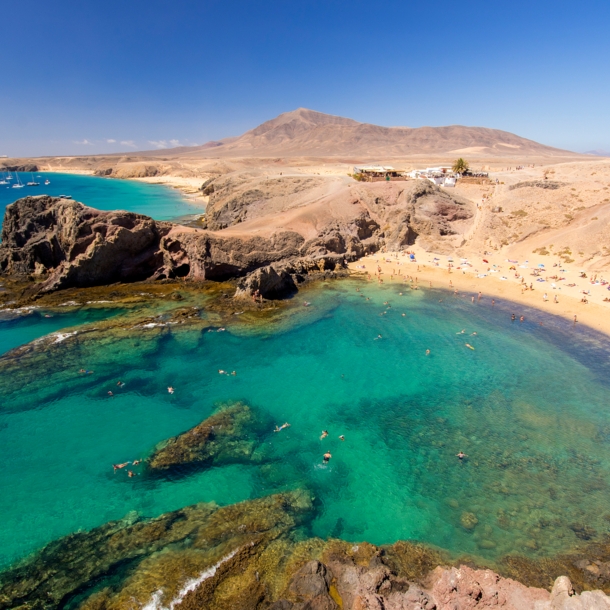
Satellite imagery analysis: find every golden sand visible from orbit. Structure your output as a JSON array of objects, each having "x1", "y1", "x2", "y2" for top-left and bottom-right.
[{"x1": 349, "y1": 244, "x2": 610, "y2": 337}]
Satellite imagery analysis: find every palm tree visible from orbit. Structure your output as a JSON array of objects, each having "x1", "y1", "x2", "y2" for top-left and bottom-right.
[{"x1": 452, "y1": 158, "x2": 469, "y2": 175}]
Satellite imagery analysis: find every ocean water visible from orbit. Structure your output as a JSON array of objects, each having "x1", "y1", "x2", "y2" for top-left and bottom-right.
[
  {"x1": 1, "y1": 280, "x2": 610, "y2": 569},
  {"x1": 0, "y1": 307, "x2": 125, "y2": 355},
  {"x1": 0, "y1": 172, "x2": 204, "y2": 224}
]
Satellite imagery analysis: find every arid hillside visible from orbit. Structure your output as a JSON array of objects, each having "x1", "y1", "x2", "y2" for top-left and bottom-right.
[{"x1": 140, "y1": 108, "x2": 577, "y2": 158}]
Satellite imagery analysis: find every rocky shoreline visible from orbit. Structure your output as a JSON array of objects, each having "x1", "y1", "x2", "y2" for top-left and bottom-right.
[
  {"x1": 2, "y1": 404, "x2": 610, "y2": 609},
  {"x1": 1, "y1": 489, "x2": 610, "y2": 609}
]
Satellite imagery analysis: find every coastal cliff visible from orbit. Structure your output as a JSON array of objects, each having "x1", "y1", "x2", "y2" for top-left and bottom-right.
[{"x1": 0, "y1": 184, "x2": 472, "y2": 298}]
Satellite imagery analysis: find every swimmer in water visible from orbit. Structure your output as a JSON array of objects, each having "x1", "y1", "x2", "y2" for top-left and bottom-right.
[
  {"x1": 218, "y1": 369, "x2": 226, "y2": 375},
  {"x1": 320, "y1": 430, "x2": 328, "y2": 440},
  {"x1": 471, "y1": 332, "x2": 477, "y2": 336},
  {"x1": 374, "y1": 334, "x2": 382, "y2": 340},
  {"x1": 128, "y1": 470, "x2": 135, "y2": 478},
  {"x1": 132, "y1": 460, "x2": 141, "y2": 466},
  {"x1": 231, "y1": 371, "x2": 236, "y2": 376},
  {"x1": 339, "y1": 435, "x2": 345, "y2": 441},
  {"x1": 520, "y1": 316, "x2": 524, "y2": 322},
  {"x1": 425, "y1": 349, "x2": 430, "y2": 356},
  {"x1": 113, "y1": 462, "x2": 129, "y2": 472},
  {"x1": 274, "y1": 422, "x2": 290, "y2": 432},
  {"x1": 465, "y1": 343, "x2": 474, "y2": 350},
  {"x1": 168, "y1": 387, "x2": 174, "y2": 394},
  {"x1": 456, "y1": 451, "x2": 467, "y2": 460},
  {"x1": 456, "y1": 329, "x2": 466, "y2": 334},
  {"x1": 511, "y1": 314, "x2": 516, "y2": 321},
  {"x1": 323, "y1": 451, "x2": 332, "y2": 463},
  {"x1": 79, "y1": 369, "x2": 86, "y2": 373},
  {"x1": 108, "y1": 391, "x2": 113, "y2": 397}
]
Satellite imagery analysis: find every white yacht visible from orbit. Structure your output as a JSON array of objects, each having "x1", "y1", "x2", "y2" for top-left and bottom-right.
[
  {"x1": 26, "y1": 173, "x2": 40, "y2": 186},
  {"x1": 12, "y1": 173, "x2": 25, "y2": 189}
]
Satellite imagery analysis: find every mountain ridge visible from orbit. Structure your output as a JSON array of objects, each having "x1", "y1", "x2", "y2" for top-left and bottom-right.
[{"x1": 144, "y1": 107, "x2": 576, "y2": 158}]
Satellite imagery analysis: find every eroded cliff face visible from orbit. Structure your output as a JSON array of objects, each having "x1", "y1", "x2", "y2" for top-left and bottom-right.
[{"x1": 0, "y1": 181, "x2": 472, "y2": 298}]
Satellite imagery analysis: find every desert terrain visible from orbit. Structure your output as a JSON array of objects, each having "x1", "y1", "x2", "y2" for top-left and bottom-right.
[{"x1": 2, "y1": 108, "x2": 609, "y2": 312}]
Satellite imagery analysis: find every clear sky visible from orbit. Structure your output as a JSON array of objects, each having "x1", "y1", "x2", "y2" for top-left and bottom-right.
[{"x1": 1, "y1": 0, "x2": 609, "y2": 157}]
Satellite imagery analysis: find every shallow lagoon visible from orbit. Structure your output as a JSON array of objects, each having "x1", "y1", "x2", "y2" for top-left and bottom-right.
[{"x1": 1, "y1": 280, "x2": 609, "y2": 569}]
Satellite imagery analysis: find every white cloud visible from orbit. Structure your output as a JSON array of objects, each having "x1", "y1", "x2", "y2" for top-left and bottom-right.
[
  {"x1": 120, "y1": 140, "x2": 136, "y2": 148},
  {"x1": 73, "y1": 139, "x2": 93, "y2": 145},
  {"x1": 148, "y1": 140, "x2": 168, "y2": 149},
  {"x1": 106, "y1": 138, "x2": 116, "y2": 144},
  {"x1": 169, "y1": 139, "x2": 181, "y2": 147}
]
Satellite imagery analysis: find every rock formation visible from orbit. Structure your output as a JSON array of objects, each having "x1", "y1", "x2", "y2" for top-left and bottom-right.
[
  {"x1": 2, "y1": 491, "x2": 610, "y2": 610},
  {"x1": 147, "y1": 401, "x2": 264, "y2": 473},
  {"x1": 0, "y1": 182, "x2": 473, "y2": 299}
]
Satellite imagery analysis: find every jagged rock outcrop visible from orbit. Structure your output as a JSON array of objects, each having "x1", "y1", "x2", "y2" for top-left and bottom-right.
[
  {"x1": 0, "y1": 181, "x2": 472, "y2": 298},
  {"x1": 0, "y1": 196, "x2": 173, "y2": 292},
  {"x1": 147, "y1": 401, "x2": 265, "y2": 473},
  {"x1": 0, "y1": 163, "x2": 38, "y2": 172}
]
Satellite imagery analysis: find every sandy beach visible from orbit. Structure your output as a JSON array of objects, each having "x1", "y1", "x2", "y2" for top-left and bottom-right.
[{"x1": 349, "y1": 244, "x2": 610, "y2": 337}]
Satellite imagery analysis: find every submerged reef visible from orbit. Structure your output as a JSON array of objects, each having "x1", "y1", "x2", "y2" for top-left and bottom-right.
[
  {"x1": 2, "y1": 489, "x2": 610, "y2": 609},
  {"x1": 0, "y1": 490, "x2": 313, "y2": 610},
  {"x1": 147, "y1": 401, "x2": 267, "y2": 473}
]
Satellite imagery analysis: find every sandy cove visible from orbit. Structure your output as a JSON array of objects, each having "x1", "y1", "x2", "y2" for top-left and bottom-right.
[{"x1": 349, "y1": 244, "x2": 610, "y2": 337}]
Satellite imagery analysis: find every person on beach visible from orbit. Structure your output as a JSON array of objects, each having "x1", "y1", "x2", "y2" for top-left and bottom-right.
[
  {"x1": 554, "y1": 295, "x2": 558, "y2": 303},
  {"x1": 574, "y1": 315, "x2": 578, "y2": 325},
  {"x1": 320, "y1": 430, "x2": 328, "y2": 439},
  {"x1": 323, "y1": 451, "x2": 332, "y2": 463},
  {"x1": 543, "y1": 293, "x2": 548, "y2": 302}
]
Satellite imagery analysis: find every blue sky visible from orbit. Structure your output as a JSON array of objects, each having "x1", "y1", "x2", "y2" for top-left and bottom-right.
[{"x1": 1, "y1": 0, "x2": 609, "y2": 156}]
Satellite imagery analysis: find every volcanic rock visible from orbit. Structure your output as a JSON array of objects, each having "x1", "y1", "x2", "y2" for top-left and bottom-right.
[{"x1": 147, "y1": 401, "x2": 262, "y2": 472}]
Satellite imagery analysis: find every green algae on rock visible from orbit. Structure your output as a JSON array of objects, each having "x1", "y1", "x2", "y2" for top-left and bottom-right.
[
  {"x1": 147, "y1": 401, "x2": 266, "y2": 473},
  {"x1": 0, "y1": 490, "x2": 313, "y2": 610}
]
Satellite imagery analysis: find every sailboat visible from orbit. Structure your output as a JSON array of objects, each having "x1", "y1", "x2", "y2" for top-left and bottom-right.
[
  {"x1": 6, "y1": 171, "x2": 13, "y2": 180},
  {"x1": 12, "y1": 173, "x2": 25, "y2": 189},
  {"x1": 27, "y1": 172, "x2": 40, "y2": 186},
  {"x1": 0, "y1": 171, "x2": 8, "y2": 185}
]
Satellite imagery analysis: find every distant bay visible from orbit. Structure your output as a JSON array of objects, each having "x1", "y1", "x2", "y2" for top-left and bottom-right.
[{"x1": 0, "y1": 172, "x2": 204, "y2": 225}]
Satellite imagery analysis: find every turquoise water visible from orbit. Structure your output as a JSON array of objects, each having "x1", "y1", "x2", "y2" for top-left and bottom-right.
[
  {"x1": 0, "y1": 172, "x2": 204, "y2": 223},
  {"x1": 0, "y1": 307, "x2": 125, "y2": 355},
  {"x1": 1, "y1": 280, "x2": 610, "y2": 569}
]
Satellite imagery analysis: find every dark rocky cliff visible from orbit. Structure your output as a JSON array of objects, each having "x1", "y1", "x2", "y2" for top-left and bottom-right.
[{"x1": 0, "y1": 183, "x2": 472, "y2": 299}]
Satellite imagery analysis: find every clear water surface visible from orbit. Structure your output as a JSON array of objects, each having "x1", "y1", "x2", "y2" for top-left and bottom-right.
[
  {"x1": 0, "y1": 171, "x2": 204, "y2": 224},
  {"x1": 1, "y1": 281, "x2": 609, "y2": 569}
]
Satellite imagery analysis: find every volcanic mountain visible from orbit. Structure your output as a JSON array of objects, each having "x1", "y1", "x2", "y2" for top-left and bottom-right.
[{"x1": 146, "y1": 108, "x2": 574, "y2": 158}]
